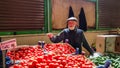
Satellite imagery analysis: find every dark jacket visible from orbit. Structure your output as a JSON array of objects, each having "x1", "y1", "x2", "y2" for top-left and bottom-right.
[{"x1": 50, "y1": 28, "x2": 94, "y2": 55}]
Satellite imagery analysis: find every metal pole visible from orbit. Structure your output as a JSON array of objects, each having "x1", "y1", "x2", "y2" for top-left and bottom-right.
[
  {"x1": 96, "y1": 0, "x2": 99, "y2": 29},
  {"x1": 2, "y1": 50, "x2": 6, "y2": 68}
]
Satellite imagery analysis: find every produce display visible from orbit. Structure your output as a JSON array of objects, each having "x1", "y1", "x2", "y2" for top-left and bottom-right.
[
  {"x1": 44, "y1": 43, "x2": 76, "y2": 55},
  {"x1": 9, "y1": 54, "x2": 94, "y2": 68},
  {"x1": 6, "y1": 43, "x2": 95, "y2": 68},
  {"x1": 90, "y1": 53, "x2": 120, "y2": 68},
  {"x1": 7, "y1": 46, "x2": 44, "y2": 60}
]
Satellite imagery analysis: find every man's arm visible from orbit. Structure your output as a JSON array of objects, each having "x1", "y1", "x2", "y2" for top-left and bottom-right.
[
  {"x1": 47, "y1": 30, "x2": 65, "y2": 43},
  {"x1": 82, "y1": 33, "x2": 94, "y2": 55}
]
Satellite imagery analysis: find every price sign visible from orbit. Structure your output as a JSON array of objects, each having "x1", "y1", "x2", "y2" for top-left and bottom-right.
[{"x1": 0, "y1": 39, "x2": 17, "y2": 50}]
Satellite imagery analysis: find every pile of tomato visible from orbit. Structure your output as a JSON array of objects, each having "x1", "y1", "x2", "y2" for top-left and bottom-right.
[
  {"x1": 44, "y1": 43, "x2": 76, "y2": 55},
  {"x1": 6, "y1": 43, "x2": 95, "y2": 68},
  {"x1": 7, "y1": 46, "x2": 44, "y2": 60}
]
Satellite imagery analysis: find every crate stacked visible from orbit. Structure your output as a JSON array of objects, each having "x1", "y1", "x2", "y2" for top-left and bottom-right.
[{"x1": 96, "y1": 35, "x2": 120, "y2": 54}]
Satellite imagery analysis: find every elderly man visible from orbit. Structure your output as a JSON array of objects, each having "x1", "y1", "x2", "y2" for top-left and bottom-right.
[{"x1": 47, "y1": 17, "x2": 94, "y2": 55}]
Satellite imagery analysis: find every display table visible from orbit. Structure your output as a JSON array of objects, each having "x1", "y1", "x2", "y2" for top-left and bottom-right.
[{"x1": 5, "y1": 43, "x2": 95, "y2": 68}]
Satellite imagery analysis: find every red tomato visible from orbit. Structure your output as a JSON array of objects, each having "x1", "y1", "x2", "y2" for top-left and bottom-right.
[
  {"x1": 32, "y1": 60, "x2": 38, "y2": 67},
  {"x1": 36, "y1": 63, "x2": 41, "y2": 68},
  {"x1": 52, "y1": 59, "x2": 57, "y2": 63},
  {"x1": 59, "y1": 64, "x2": 63, "y2": 68},
  {"x1": 61, "y1": 60, "x2": 67, "y2": 66},
  {"x1": 11, "y1": 64, "x2": 21, "y2": 68},
  {"x1": 40, "y1": 63, "x2": 47, "y2": 68},
  {"x1": 28, "y1": 62, "x2": 33, "y2": 68},
  {"x1": 82, "y1": 64, "x2": 93, "y2": 68},
  {"x1": 56, "y1": 60, "x2": 61, "y2": 64},
  {"x1": 37, "y1": 56, "x2": 43, "y2": 63},
  {"x1": 49, "y1": 63, "x2": 55, "y2": 68}
]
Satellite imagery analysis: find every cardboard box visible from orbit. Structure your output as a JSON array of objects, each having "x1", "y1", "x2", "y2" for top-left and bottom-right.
[
  {"x1": 96, "y1": 36, "x2": 106, "y2": 53},
  {"x1": 115, "y1": 37, "x2": 120, "y2": 52},
  {"x1": 106, "y1": 37, "x2": 116, "y2": 52},
  {"x1": 96, "y1": 35, "x2": 120, "y2": 54}
]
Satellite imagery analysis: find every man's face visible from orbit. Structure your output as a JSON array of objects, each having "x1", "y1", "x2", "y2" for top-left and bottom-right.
[{"x1": 68, "y1": 20, "x2": 77, "y2": 30}]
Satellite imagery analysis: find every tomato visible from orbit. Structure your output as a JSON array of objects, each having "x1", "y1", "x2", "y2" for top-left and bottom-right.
[
  {"x1": 37, "y1": 56, "x2": 43, "y2": 63},
  {"x1": 52, "y1": 59, "x2": 57, "y2": 63},
  {"x1": 11, "y1": 64, "x2": 22, "y2": 68},
  {"x1": 49, "y1": 63, "x2": 55, "y2": 68},
  {"x1": 54, "y1": 63, "x2": 59, "y2": 67},
  {"x1": 59, "y1": 64, "x2": 63, "y2": 68},
  {"x1": 82, "y1": 64, "x2": 93, "y2": 68},
  {"x1": 47, "y1": 54, "x2": 53, "y2": 60},
  {"x1": 43, "y1": 55, "x2": 48, "y2": 60},
  {"x1": 28, "y1": 62, "x2": 33, "y2": 68},
  {"x1": 56, "y1": 60, "x2": 61, "y2": 64},
  {"x1": 61, "y1": 60, "x2": 67, "y2": 66},
  {"x1": 36, "y1": 63, "x2": 41, "y2": 68},
  {"x1": 40, "y1": 63, "x2": 47, "y2": 68},
  {"x1": 46, "y1": 59, "x2": 51, "y2": 65},
  {"x1": 31, "y1": 60, "x2": 38, "y2": 67}
]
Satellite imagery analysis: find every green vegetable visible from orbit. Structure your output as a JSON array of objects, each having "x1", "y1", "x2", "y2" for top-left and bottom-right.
[{"x1": 89, "y1": 53, "x2": 120, "y2": 67}]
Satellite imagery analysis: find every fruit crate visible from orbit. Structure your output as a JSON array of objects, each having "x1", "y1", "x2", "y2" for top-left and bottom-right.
[{"x1": 96, "y1": 35, "x2": 120, "y2": 54}]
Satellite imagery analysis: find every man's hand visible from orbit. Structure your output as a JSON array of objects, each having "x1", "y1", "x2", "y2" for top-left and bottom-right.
[
  {"x1": 47, "y1": 33, "x2": 54, "y2": 38},
  {"x1": 89, "y1": 52, "x2": 103, "y2": 58}
]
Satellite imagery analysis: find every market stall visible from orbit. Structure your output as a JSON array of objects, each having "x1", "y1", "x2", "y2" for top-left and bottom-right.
[
  {"x1": 5, "y1": 42, "x2": 95, "y2": 68},
  {"x1": 1, "y1": 33, "x2": 120, "y2": 68},
  {"x1": 1, "y1": 37, "x2": 120, "y2": 68}
]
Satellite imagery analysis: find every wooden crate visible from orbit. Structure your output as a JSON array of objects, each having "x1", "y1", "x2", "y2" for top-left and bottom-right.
[
  {"x1": 96, "y1": 35, "x2": 120, "y2": 54},
  {"x1": 96, "y1": 36, "x2": 106, "y2": 54},
  {"x1": 115, "y1": 37, "x2": 120, "y2": 52},
  {"x1": 106, "y1": 37, "x2": 116, "y2": 52}
]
